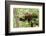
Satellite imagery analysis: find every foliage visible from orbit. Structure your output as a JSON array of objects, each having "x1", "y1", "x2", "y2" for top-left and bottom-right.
[{"x1": 13, "y1": 8, "x2": 39, "y2": 27}]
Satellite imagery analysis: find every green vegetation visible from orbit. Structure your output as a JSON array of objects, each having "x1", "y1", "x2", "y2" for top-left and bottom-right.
[{"x1": 13, "y1": 8, "x2": 39, "y2": 27}]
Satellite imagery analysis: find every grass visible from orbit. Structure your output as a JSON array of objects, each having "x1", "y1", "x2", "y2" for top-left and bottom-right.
[{"x1": 13, "y1": 8, "x2": 39, "y2": 28}]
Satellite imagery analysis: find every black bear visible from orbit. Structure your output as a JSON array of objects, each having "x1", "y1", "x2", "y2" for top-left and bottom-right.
[{"x1": 20, "y1": 13, "x2": 32, "y2": 22}]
